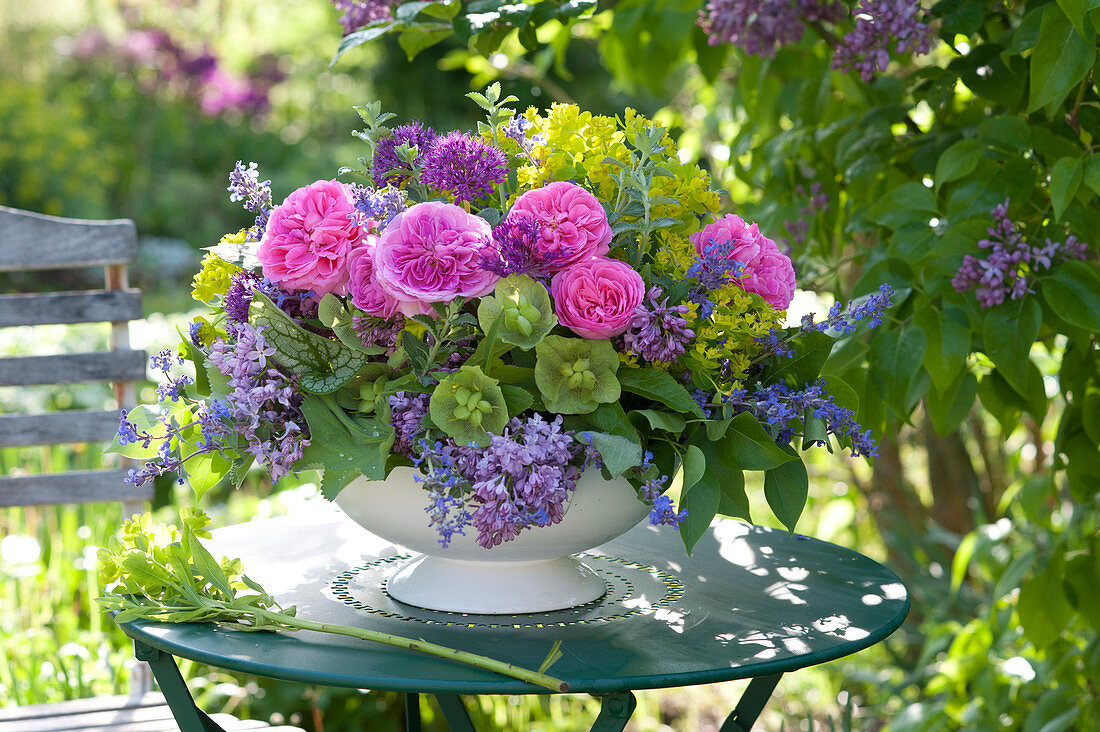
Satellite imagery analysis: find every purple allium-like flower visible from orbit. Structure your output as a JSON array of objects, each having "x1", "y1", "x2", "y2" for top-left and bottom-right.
[
  {"x1": 228, "y1": 161, "x2": 273, "y2": 233},
  {"x1": 480, "y1": 213, "x2": 562, "y2": 278},
  {"x1": 622, "y1": 286, "x2": 696, "y2": 363},
  {"x1": 951, "y1": 199, "x2": 1090, "y2": 308},
  {"x1": 332, "y1": 0, "x2": 400, "y2": 34},
  {"x1": 831, "y1": 0, "x2": 932, "y2": 81},
  {"x1": 224, "y1": 271, "x2": 317, "y2": 324},
  {"x1": 421, "y1": 131, "x2": 509, "y2": 205},
  {"x1": 372, "y1": 121, "x2": 438, "y2": 188}
]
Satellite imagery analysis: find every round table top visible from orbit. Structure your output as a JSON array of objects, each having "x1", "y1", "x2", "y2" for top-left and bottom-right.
[{"x1": 120, "y1": 504, "x2": 909, "y2": 695}]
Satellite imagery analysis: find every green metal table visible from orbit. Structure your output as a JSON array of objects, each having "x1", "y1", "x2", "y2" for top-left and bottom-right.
[{"x1": 116, "y1": 508, "x2": 909, "y2": 731}]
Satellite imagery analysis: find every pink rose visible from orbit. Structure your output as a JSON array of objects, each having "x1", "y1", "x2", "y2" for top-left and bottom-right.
[
  {"x1": 688, "y1": 214, "x2": 796, "y2": 310},
  {"x1": 373, "y1": 201, "x2": 498, "y2": 317},
  {"x1": 347, "y1": 236, "x2": 403, "y2": 319},
  {"x1": 551, "y1": 257, "x2": 645, "y2": 339},
  {"x1": 510, "y1": 181, "x2": 612, "y2": 271},
  {"x1": 258, "y1": 179, "x2": 363, "y2": 297}
]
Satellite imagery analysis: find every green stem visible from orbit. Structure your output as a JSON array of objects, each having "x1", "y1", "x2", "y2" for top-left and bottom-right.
[{"x1": 250, "y1": 607, "x2": 568, "y2": 691}]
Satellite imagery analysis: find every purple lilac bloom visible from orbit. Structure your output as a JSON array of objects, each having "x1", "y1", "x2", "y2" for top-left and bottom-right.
[
  {"x1": 727, "y1": 379, "x2": 878, "y2": 458},
  {"x1": 480, "y1": 213, "x2": 561, "y2": 277},
  {"x1": 389, "y1": 392, "x2": 431, "y2": 456},
  {"x1": 697, "y1": 1, "x2": 843, "y2": 57},
  {"x1": 421, "y1": 131, "x2": 509, "y2": 205},
  {"x1": 372, "y1": 121, "x2": 438, "y2": 188},
  {"x1": 206, "y1": 322, "x2": 309, "y2": 483},
  {"x1": 622, "y1": 286, "x2": 696, "y2": 363},
  {"x1": 350, "y1": 184, "x2": 407, "y2": 231},
  {"x1": 228, "y1": 161, "x2": 274, "y2": 233},
  {"x1": 951, "y1": 200, "x2": 1090, "y2": 308},
  {"x1": 465, "y1": 414, "x2": 584, "y2": 548},
  {"x1": 832, "y1": 0, "x2": 932, "y2": 81},
  {"x1": 332, "y1": 0, "x2": 399, "y2": 34},
  {"x1": 801, "y1": 283, "x2": 894, "y2": 335}
]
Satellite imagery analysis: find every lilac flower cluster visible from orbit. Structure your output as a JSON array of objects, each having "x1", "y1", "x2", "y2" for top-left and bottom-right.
[
  {"x1": 421, "y1": 131, "x2": 510, "y2": 205},
  {"x1": 801, "y1": 283, "x2": 894, "y2": 335},
  {"x1": 481, "y1": 214, "x2": 561, "y2": 277},
  {"x1": 622, "y1": 286, "x2": 696, "y2": 363},
  {"x1": 372, "y1": 121, "x2": 438, "y2": 187},
  {"x1": 697, "y1": 0, "x2": 843, "y2": 57},
  {"x1": 410, "y1": 415, "x2": 586, "y2": 548},
  {"x1": 228, "y1": 161, "x2": 274, "y2": 233},
  {"x1": 831, "y1": 0, "x2": 932, "y2": 81},
  {"x1": 349, "y1": 184, "x2": 407, "y2": 230},
  {"x1": 331, "y1": 0, "x2": 400, "y2": 34},
  {"x1": 206, "y1": 322, "x2": 310, "y2": 483},
  {"x1": 951, "y1": 200, "x2": 1090, "y2": 308},
  {"x1": 389, "y1": 391, "x2": 432, "y2": 456},
  {"x1": 783, "y1": 182, "x2": 829, "y2": 248},
  {"x1": 727, "y1": 379, "x2": 878, "y2": 457}
]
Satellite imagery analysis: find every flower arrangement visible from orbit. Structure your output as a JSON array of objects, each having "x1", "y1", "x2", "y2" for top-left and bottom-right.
[{"x1": 116, "y1": 85, "x2": 891, "y2": 553}]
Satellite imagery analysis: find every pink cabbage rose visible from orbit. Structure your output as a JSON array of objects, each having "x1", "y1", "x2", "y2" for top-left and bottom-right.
[
  {"x1": 258, "y1": 179, "x2": 363, "y2": 297},
  {"x1": 347, "y1": 236, "x2": 402, "y2": 319},
  {"x1": 510, "y1": 181, "x2": 612, "y2": 271},
  {"x1": 688, "y1": 214, "x2": 796, "y2": 310},
  {"x1": 551, "y1": 257, "x2": 645, "y2": 339},
  {"x1": 373, "y1": 201, "x2": 498, "y2": 317}
]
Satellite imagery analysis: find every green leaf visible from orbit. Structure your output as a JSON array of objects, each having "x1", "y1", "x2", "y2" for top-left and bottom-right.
[
  {"x1": 1063, "y1": 552, "x2": 1100, "y2": 632},
  {"x1": 926, "y1": 371, "x2": 978, "y2": 437},
  {"x1": 500, "y1": 384, "x2": 534, "y2": 417},
  {"x1": 185, "y1": 450, "x2": 231, "y2": 502},
  {"x1": 675, "y1": 444, "x2": 706, "y2": 497},
  {"x1": 1027, "y1": 5, "x2": 1097, "y2": 113},
  {"x1": 678, "y1": 474, "x2": 719, "y2": 556},
  {"x1": 1083, "y1": 153, "x2": 1100, "y2": 197},
  {"x1": 871, "y1": 325, "x2": 927, "y2": 414},
  {"x1": 761, "y1": 330, "x2": 834, "y2": 387},
  {"x1": 585, "y1": 432, "x2": 643, "y2": 477},
  {"x1": 397, "y1": 26, "x2": 452, "y2": 60},
  {"x1": 763, "y1": 446, "x2": 808, "y2": 533},
  {"x1": 719, "y1": 412, "x2": 797, "y2": 471},
  {"x1": 977, "y1": 371, "x2": 1024, "y2": 434},
  {"x1": 983, "y1": 298, "x2": 1041, "y2": 397},
  {"x1": 705, "y1": 418, "x2": 732, "y2": 441},
  {"x1": 252, "y1": 292, "x2": 368, "y2": 394},
  {"x1": 187, "y1": 537, "x2": 234, "y2": 597},
  {"x1": 631, "y1": 409, "x2": 686, "y2": 434},
  {"x1": 934, "y1": 139, "x2": 983, "y2": 191},
  {"x1": 1018, "y1": 556, "x2": 1074, "y2": 647},
  {"x1": 617, "y1": 367, "x2": 705, "y2": 417},
  {"x1": 298, "y1": 396, "x2": 392, "y2": 499},
  {"x1": 864, "y1": 183, "x2": 938, "y2": 230},
  {"x1": 332, "y1": 22, "x2": 395, "y2": 64},
  {"x1": 1002, "y1": 5, "x2": 1045, "y2": 58},
  {"x1": 1041, "y1": 260, "x2": 1100, "y2": 332},
  {"x1": 1056, "y1": 0, "x2": 1100, "y2": 38},
  {"x1": 1050, "y1": 156, "x2": 1084, "y2": 222},
  {"x1": 913, "y1": 305, "x2": 971, "y2": 392}
]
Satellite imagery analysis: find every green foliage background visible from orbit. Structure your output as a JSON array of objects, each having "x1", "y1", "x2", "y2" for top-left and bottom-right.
[{"x1": 4, "y1": 0, "x2": 1100, "y2": 729}]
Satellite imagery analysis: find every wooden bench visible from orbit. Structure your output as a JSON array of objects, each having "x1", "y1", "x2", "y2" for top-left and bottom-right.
[{"x1": 0, "y1": 205, "x2": 300, "y2": 732}]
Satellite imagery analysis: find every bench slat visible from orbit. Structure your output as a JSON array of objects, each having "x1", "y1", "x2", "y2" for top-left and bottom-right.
[
  {"x1": 0, "y1": 470, "x2": 150, "y2": 507},
  {"x1": 0, "y1": 351, "x2": 146, "y2": 386},
  {"x1": 0, "y1": 206, "x2": 137, "y2": 271},
  {"x1": 0, "y1": 291, "x2": 143, "y2": 327},
  {"x1": 0, "y1": 410, "x2": 124, "y2": 448},
  {"x1": 0, "y1": 694, "x2": 167, "y2": 722}
]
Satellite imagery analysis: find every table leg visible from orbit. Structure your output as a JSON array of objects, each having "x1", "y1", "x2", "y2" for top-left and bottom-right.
[
  {"x1": 434, "y1": 694, "x2": 477, "y2": 732},
  {"x1": 133, "y1": 641, "x2": 228, "y2": 732},
  {"x1": 589, "y1": 691, "x2": 637, "y2": 732},
  {"x1": 405, "y1": 692, "x2": 422, "y2": 732},
  {"x1": 719, "y1": 673, "x2": 783, "y2": 732}
]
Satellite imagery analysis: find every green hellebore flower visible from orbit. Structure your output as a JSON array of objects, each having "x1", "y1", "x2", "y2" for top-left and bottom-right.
[
  {"x1": 477, "y1": 275, "x2": 558, "y2": 350},
  {"x1": 534, "y1": 336, "x2": 620, "y2": 414},
  {"x1": 429, "y1": 365, "x2": 508, "y2": 447}
]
